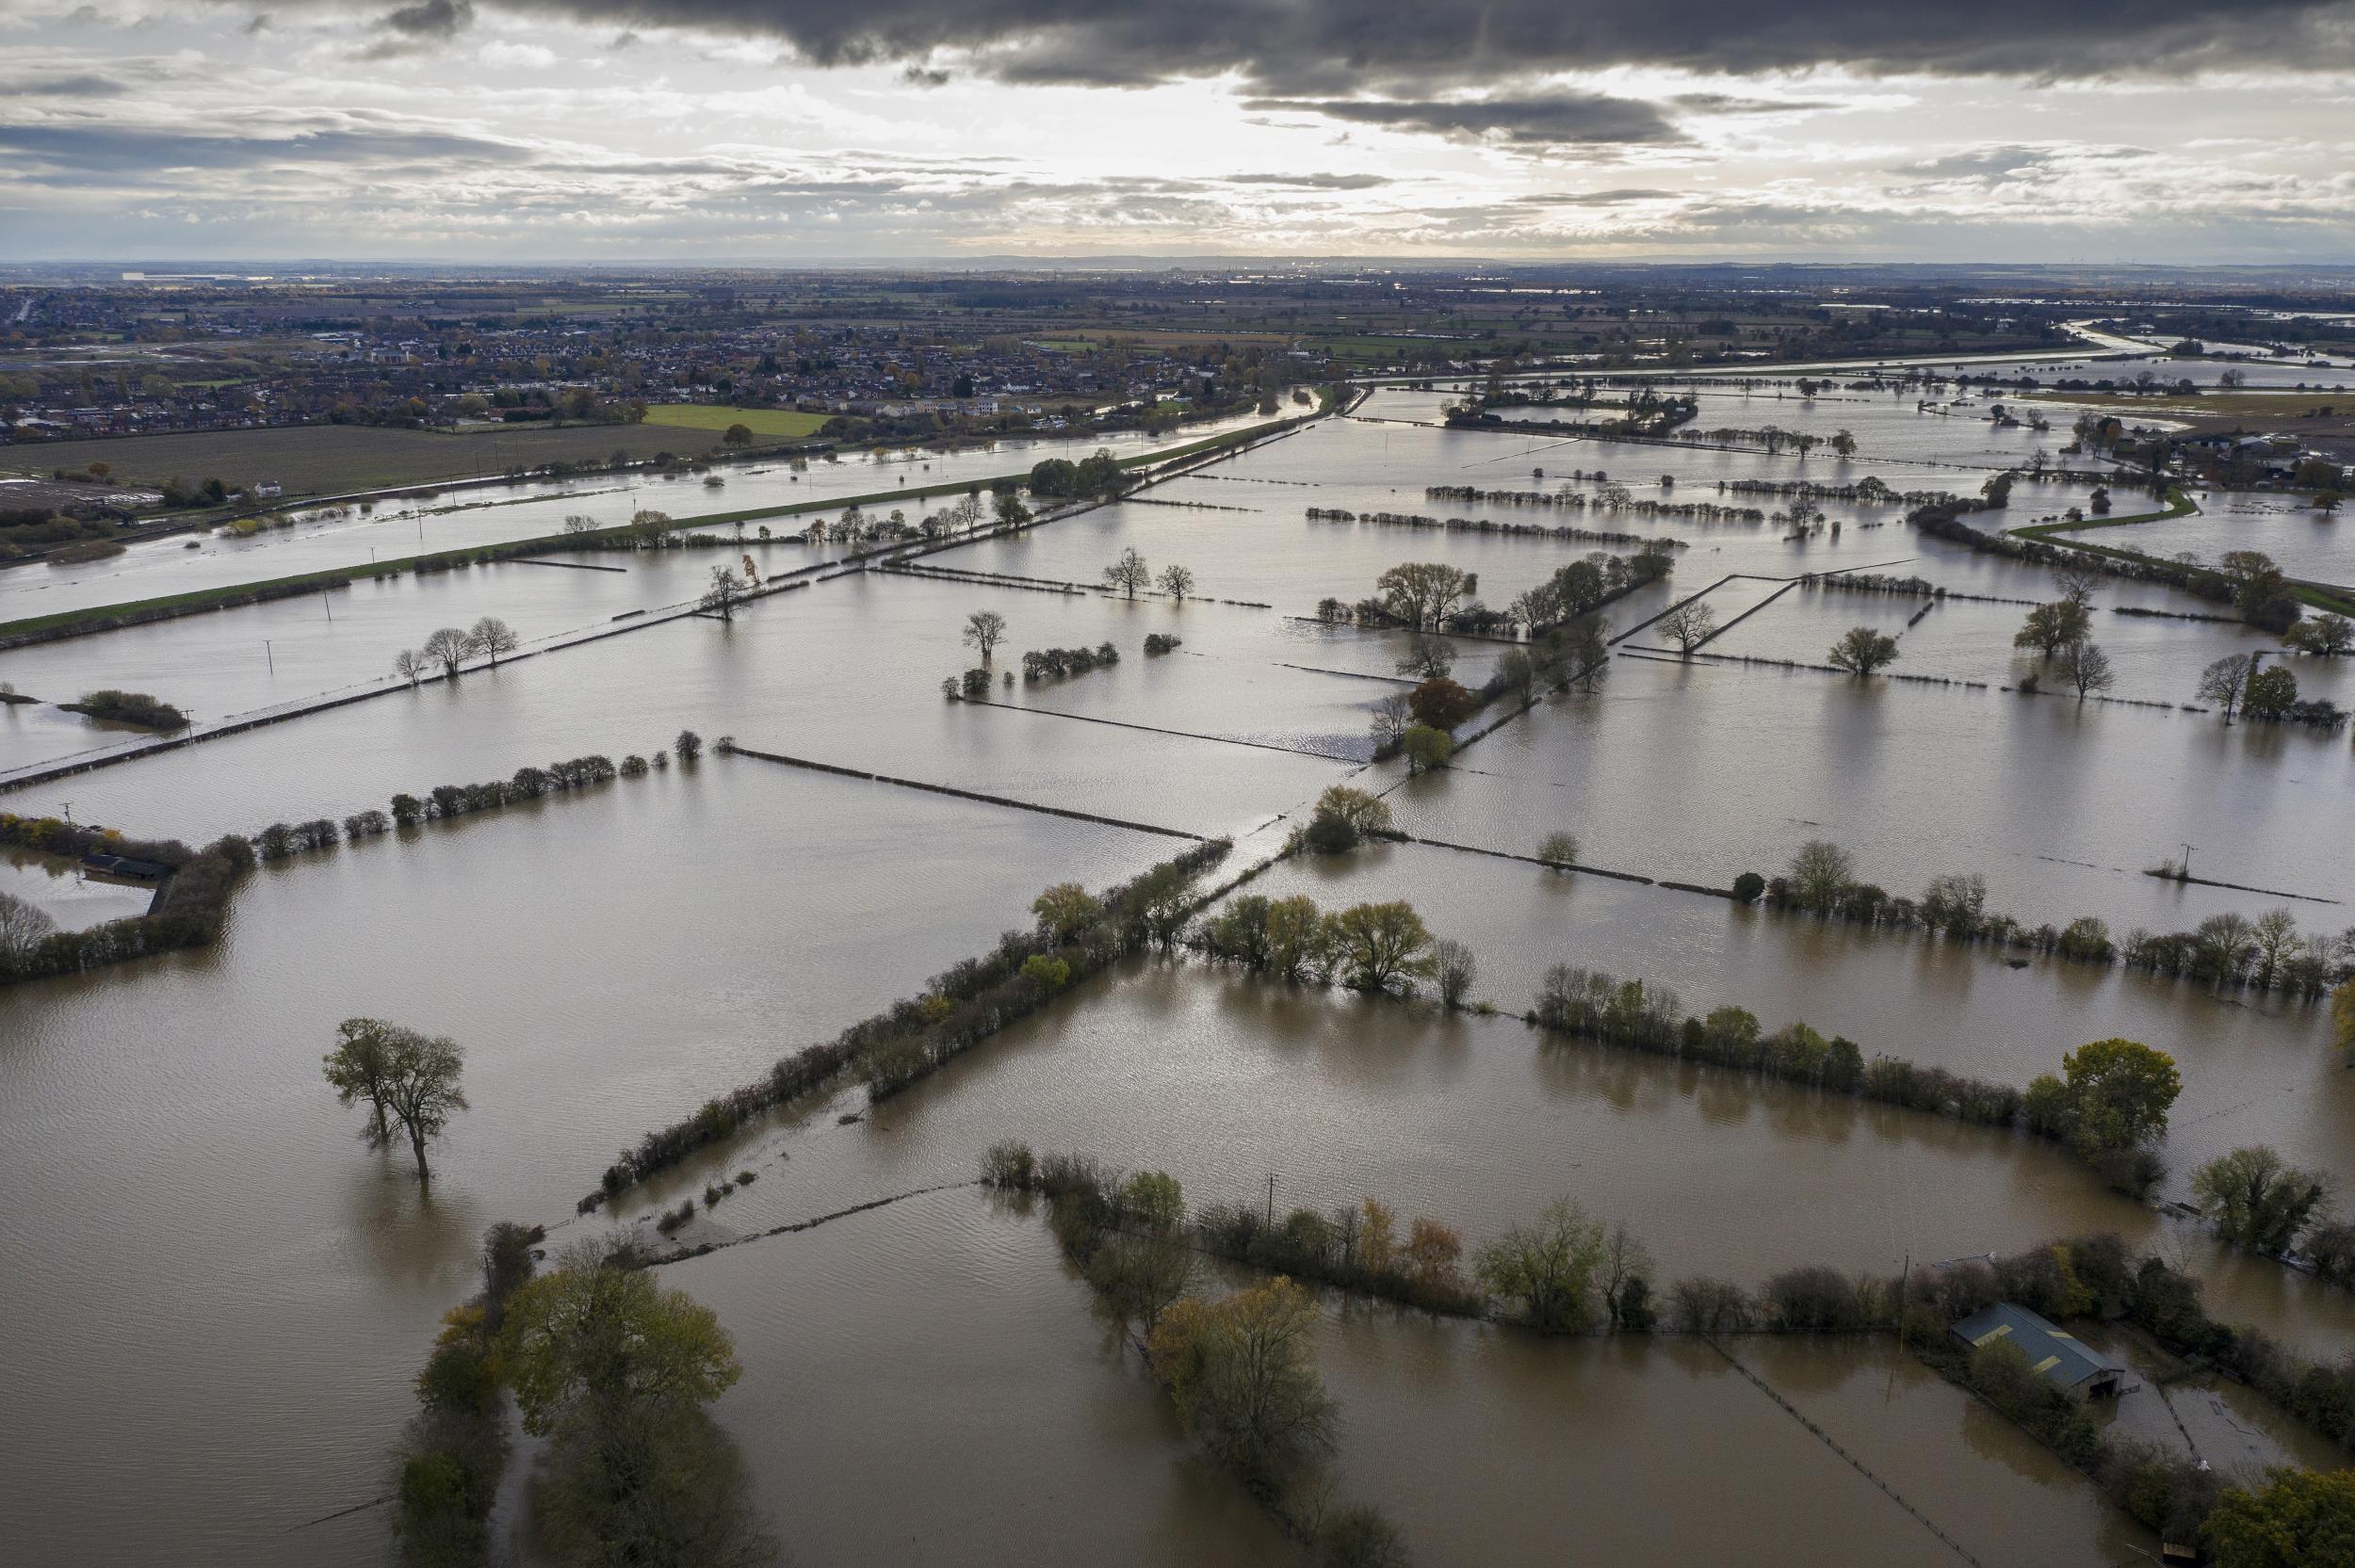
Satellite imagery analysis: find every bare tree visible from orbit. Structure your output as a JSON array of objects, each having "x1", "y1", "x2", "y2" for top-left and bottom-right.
[
  {"x1": 963, "y1": 610, "x2": 1008, "y2": 663},
  {"x1": 2055, "y1": 639, "x2": 2115, "y2": 700},
  {"x1": 1374, "y1": 562, "x2": 1468, "y2": 630},
  {"x1": 469, "y1": 616, "x2": 519, "y2": 667},
  {"x1": 699, "y1": 565, "x2": 747, "y2": 622},
  {"x1": 561, "y1": 512, "x2": 596, "y2": 536},
  {"x1": 0, "y1": 889, "x2": 57, "y2": 964},
  {"x1": 1157, "y1": 564, "x2": 1195, "y2": 603},
  {"x1": 2052, "y1": 561, "x2": 2103, "y2": 607},
  {"x1": 2197, "y1": 654, "x2": 2254, "y2": 723},
  {"x1": 1103, "y1": 548, "x2": 1150, "y2": 599},
  {"x1": 1369, "y1": 691, "x2": 1413, "y2": 747},
  {"x1": 392, "y1": 649, "x2": 428, "y2": 687},
  {"x1": 1658, "y1": 600, "x2": 1715, "y2": 656},
  {"x1": 421, "y1": 626, "x2": 477, "y2": 679}
]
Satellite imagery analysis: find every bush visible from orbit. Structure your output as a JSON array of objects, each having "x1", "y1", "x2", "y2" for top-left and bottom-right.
[
  {"x1": 66, "y1": 688, "x2": 188, "y2": 730},
  {"x1": 1731, "y1": 870, "x2": 1765, "y2": 902},
  {"x1": 1144, "y1": 633, "x2": 1182, "y2": 655},
  {"x1": 1538, "y1": 832, "x2": 1580, "y2": 868}
]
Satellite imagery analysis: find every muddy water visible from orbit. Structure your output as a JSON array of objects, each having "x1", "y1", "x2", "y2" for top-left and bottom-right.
[
  {"x1": 1235, "y1": 841, "x2": 2355, "y2": 1200},
  {"x1": 0, "y1": 762, "x2": 1186, "y2": 1564},
  {"x1": 0, "y1": 407, "x2": 1281, "y2": 622},
  {"x1": 1322, "y1": 1317, "x2": 2152, "y2": 1567},
  {"x1": 674, "y1": 1187, "x2": 2150, "y2": 1567}
]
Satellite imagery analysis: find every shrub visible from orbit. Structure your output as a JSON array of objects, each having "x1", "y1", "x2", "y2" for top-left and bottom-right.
[
  {"x1": 66, "y1": 688, "x2": 188, "y2": 730},
  {"x1": 1731, "y1": 870, "x2": 1765, "y2": 902},
  {"x1": 1144, "y1": 633, "x2": 1182, "y2": 655},
  {"x1": 1538, "y1": 832, "x2": 1579, "y2": 868}
]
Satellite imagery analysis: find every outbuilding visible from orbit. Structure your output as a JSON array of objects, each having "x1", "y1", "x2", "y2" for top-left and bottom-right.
[{"x1": 1950, "y1": 1302, "x2": 2125, "y2": 1398}]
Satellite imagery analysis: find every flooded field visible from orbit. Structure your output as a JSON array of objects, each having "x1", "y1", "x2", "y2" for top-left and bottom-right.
[{"x1": 2, "y1": 354, "x2": 2349, "y2": 1566}]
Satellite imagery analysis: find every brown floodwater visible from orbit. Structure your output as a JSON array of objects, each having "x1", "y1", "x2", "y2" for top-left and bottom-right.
[
  {"x1": 672, "y1": 1187, "x2": 2152, "y2": 1567},
  {"x1": 2, "y1": 391, "x2": 2349, "y2": 1564}
]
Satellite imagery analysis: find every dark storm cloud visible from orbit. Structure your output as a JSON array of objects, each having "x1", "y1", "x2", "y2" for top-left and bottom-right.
[
  {"x1": 1243, "y1": 93, "x2": 1684, "y2": 147},
  {"x1": 440, "y1": 0, "x2": 2353, "y2": 87},
  {"x1": 381, "y1": 0, "x2": 475, "y2": 37}
]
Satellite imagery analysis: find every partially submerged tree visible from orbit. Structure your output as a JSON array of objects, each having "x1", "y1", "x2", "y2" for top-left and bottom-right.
[
  {"x1": 2016, "y1": 600, "x2": 2092, "y2": 659},
  {"x1": 1323, "y1": 900, "x2": 1436, "y2": 994},
  {"x1": 1156, "y1": 564, "x2": 1195, "y2": 603},
  {"x1": 324, "y1": 1019, "x2": 468, "y2": 1183},
  {"x1": 1476, "y1": 1199, "x2": 1608, "y2": 1333},
  {"x1": 421, "y1": 626, "x2": 477, "y2": 680},
  {"x1": 2192, "y1": 1146, "x2": 2328, "y2": 1254},
  {"x1": 1827, "y1": 625, "x2": 1899, "y2": 676},
  {"x1": 962, "y1": 610, "x2": 1008, "y2": 664},
  {"x1": 699, "y1": 565, "x2": 747, "y2": 622},
  {"x1": 2197, "y1": 653, "x2": 2254, "y2": 722},
  {"x1": 1658, "y1": 600, "x2": 1715, "y2": 655},
  {"x1": 1102, "y1": 547, "x2": 1151, "y2": 599},
  {"x1": 2055, "y1": 639, "x2": 2116, "y2": 700},
  {"x1": 1374, "y1": 562, "x2": 1468, "y2": 630},
  {"x1": 468, "y1": 616, "x2": 519, "y2": 668}
]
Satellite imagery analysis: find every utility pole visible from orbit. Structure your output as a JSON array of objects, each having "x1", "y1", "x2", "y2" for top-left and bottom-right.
[
  {"x1": 264, "y1": 639, "x2": 274, "y2": 675},
  {"x1": 1265, "y1": 1173, "x2": 1276, "y2": 1228}
]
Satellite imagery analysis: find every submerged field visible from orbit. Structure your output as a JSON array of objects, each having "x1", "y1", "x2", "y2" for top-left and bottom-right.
[{"x1": 2, "y1": 349, "x2": 2351, "y2": 1565}]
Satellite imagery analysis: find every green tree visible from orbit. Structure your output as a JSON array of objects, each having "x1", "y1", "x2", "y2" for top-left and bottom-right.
[
  {"x1": 2282, "y1": 613, "x2": 2355, "y2": 657},
  {"x1": 322, "y1": 1016, "x2": 400, "y2": 1150},
  {"x1": 2203, "y1": 1468, "x2": 2355, "y2": 1568},
  {"x1": 722, "y1": 422, "x2": 753, "y2": 448},
  {"x1": 2193, "y1": 1147, "x2": 2328, "y2": 1254},
  {"x1": 2243, "y1": 664, "x2": 2298, "y2": 719},
  {"x1": 1146, "y1": 1277, "x2": 1334, "y2": 1483},
  {"x1": 2060, "y1": 1037, "x2": 2181, "y2": 1157},
  {"x1": 1402, "y1": 724, "x2": 1453, "y2": 774},
  {"x1": 2015, "y1": 600, "x2": 2091, "y2": 658},
  {"x1": 1476, "y1": 1199, "x2": 1608, "y2": 1332},
  {"x1": 1787, "y1": 839, "x2": 1854, "y2": 913},
  {"x1": 2335, "y1": 978, "x2": 2355, "y2": 1060},
  {"x1": 1031, "y1": 881, "x2": 1104, "y2": 942},
  {"x1": 1324, "y1": 901, "x2": 1435, "y2": 994},
  {"x1": 1828, "y1": 624, "x2": 1899, "y2": 676}
]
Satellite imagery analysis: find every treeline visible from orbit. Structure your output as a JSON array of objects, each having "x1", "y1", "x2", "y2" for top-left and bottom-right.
[
  {"x1": 983, "y1": 1149, "x2": 1411, "y2": 1565},
  {"x1": 1531, "y1": 964, "x2": 2183, "y2": 1192},
  {"x1": 0, "y1": 812, "x2": 252, "y2": 985},
  {"x1": 1020, "y1": 642, "x2": 1119, "y2": 682},
  {"x1": 582, "y1": 840, "x2": 1231, "y2": 1209},
  {"x1": 1421, "y1": 482, "x2": 1765, "y2": 526},
  {"x1": 1757, "y1": 841, "x2": 2352, "y2": 998},
  {"x1": 986, "y1": 1144, "x2": 2348, "y2": 1553},
  {"x1": 1723, "y1": 476, "x2": 1947, "y2": 506},
  {"x1": 247, "y1": 736, "x2": 701, "y2": 863},
  {"x1": 1909, "y1": 496, "x2": 2250, "y2": 614},
  {"x1": 1312, "y1": 504, "x2": 1670, "y2": 549}
]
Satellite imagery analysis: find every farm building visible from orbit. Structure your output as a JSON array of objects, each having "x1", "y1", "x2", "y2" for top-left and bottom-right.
[{"x1": 1950, "y1": 1303, "x2": 2125, "y2": 1398}]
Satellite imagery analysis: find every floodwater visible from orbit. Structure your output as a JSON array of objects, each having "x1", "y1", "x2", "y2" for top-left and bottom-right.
[
  {"x1": 674, "y1": 1187, "x2": 2153, "y2": 1568},
  {"x1": 2, "y1": 366, "x2": 2350, "y2": 1565}
]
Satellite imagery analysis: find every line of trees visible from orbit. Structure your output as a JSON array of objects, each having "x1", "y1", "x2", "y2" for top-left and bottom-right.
[
  {"x1": 983, "y1": 1146, "x2": 2353, "y2": 1557},
  {"x1": 583, "y1": 841, "x2": 1232, "y2": 1209},
  {"x1": 2196, "y1": 653, "x2": 2345, "y2": 729},
  {"x1": 1533, "y1": 963, "x2": 2182, "y2": 1192},
  {"x1": 0, "y1": 812, "x2": 252, "y2": 985},
  {"x1": 393, "y1": 616, "x2": 520, "y2": 685},
  {"x1": 1758, "y1": 840, "x2": 2354, "y2": 998}
]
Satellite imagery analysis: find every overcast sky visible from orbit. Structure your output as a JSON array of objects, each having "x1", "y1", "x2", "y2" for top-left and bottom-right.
[{"x1": 5, "y1": 0, "x2": 2355, "y2": 264}]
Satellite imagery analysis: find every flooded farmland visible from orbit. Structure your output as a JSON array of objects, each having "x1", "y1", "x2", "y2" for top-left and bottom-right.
[{"x1": 5, "y1": 349, "x2": 2351, "y2": 1567}]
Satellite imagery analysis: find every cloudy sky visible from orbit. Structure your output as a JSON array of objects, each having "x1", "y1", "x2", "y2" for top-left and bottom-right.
[{"x1": 4, "y1": 0, "x2": 2355, "y2": 263}]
